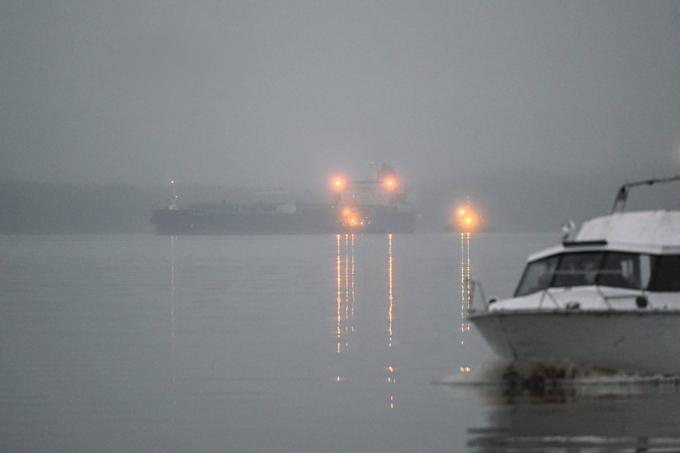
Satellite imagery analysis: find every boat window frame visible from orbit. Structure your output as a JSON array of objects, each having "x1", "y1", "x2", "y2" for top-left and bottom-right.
[
  {"x1": 514, "y1": 250, "x2": 659, "y2": 297},
  {"x1": 513, "y1": 254, "x2": 562, "y2": 297},
  {"x1": 597, "y1": 251, "x2": 653, "y2": 290},
  {"x1": 551, "y1": 251, "x2": 606, "y2": 289}
]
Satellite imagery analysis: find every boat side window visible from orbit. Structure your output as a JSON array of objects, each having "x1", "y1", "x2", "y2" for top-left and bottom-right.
[
  {"x1": 514, "y1": 255, "x2": 560, "y2": 297},
  {"x1": 650, "y1": 255, "x2": 680, "y2": 291},
  {"x1": 552, "y1": 252, "x2": 604, "y2": 288},
  {"x1": 598, "y1": 252, "x2": 651, "y2": 290}
]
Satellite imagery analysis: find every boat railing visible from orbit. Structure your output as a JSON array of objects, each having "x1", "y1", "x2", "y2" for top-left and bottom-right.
[
  {"x1": 596, "y1": 286, "x2": 651, "y2": 309},
  {"x1": 611, "y1": 175, "x2": 680, "y2": 213},
  {"x1": 470, "y1": 282, "x2": 651, "y2": 314},
  {"x1": 537, "y1": 288, "x2": 560, "y2": 309},
  {"x1": 468, "y1": 280, "x2": 488, "y2": 313},
  {"x1": 538, "y1": 285, "x2": 650, "y2": 311}
]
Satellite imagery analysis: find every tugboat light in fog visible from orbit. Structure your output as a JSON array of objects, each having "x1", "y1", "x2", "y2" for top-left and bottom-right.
[{"x1": 455, "y1": 204, "x2": 479, "y2": 232}]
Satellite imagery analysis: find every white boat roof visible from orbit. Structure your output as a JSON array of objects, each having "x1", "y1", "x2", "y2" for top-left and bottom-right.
[
  {"x1": 577, "y1": 210, "x2": 680, "y2": 246},
  {"x1": 528, "y1": 210, "x2": 680, "y2": 261}
]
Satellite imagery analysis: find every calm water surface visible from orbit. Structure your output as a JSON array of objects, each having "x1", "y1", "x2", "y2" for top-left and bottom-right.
[{"x1": 2, "y1": 233, "x2": 680, "y2": 452}]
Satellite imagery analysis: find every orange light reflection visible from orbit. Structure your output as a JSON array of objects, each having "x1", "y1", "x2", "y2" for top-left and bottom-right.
[
  {"x1": 386, "y1": 233, "x2": 396, "y2": 410},
  {"x1": 335, "y1": 233, "x2": 356, "y2": 382}
]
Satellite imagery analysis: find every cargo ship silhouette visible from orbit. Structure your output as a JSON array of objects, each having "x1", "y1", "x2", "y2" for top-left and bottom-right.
[{"x1": 151, "y1": 164, "x2": 417, "y2": 235}]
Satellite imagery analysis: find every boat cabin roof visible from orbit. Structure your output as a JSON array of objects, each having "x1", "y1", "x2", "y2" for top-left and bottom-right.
[{"x1": 528, "y1": 210, "x2": 680, "y2": 261}]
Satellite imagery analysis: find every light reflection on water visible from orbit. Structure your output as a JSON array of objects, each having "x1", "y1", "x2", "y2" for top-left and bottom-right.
[
  {"x1": 334, "y1": 233, "x2": 398, "y2": 409},
  {"x1": 386, "y1": 233, "x2": 396, "y2": 409},
  {"x1": 460, "y1": 231, "x2": 472, "y2": 335},
  {"x1": 3, "y1": 233, "x2": 680, "y2": 452},
  {"x1": 335, "y1": 233, "x2": 356, "y2": 373},
  {"x1": 459, "y1": 231, "x2": 473, "y2": 378}
]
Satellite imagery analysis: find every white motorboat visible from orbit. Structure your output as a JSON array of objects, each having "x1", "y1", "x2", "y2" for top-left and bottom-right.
[{"x1": 470, "y1": 176, "x2": 680, "y2": 375}]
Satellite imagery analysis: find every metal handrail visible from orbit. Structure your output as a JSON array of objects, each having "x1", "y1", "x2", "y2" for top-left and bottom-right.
[
  {"x1": 470, "y1": 280, "x2": 487, "y2": 311},
  {"x1": 469, "y1": 280, "x2": 650, "y2": 313},
  {"x1": 611, "y1": 175, "x2": 680, "y2": 213},
  {"x1": 540, "y1": 285, "x2": 648, "y2": 311},
  {"x1": 594, "y1": 285, "x2": 613, "y2": 310},
  {"x1": 596, "y1": 286, "x2": 650, "y2": 309},
  {"x1": 538, "y1": 288, "x2": 560, "y2": 309}
]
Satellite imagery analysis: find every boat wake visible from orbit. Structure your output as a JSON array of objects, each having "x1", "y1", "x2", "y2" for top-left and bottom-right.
[
  {"x1": 436, "y1": 360, "x2": 680, "y2": 399},
  {"x1": 446, "y1": 361, "x2": 680, "y2": 452}
]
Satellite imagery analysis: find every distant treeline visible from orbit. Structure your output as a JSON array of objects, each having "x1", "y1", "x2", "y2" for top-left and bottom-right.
[
  {"x1": 0, "y1": 181, "x2": 318, "y2": 234},
  {"x1": 0, "y1": 181, "x2": 166, "y2": 234},
  {"x1": 2, "y1": 171, "x2": 676, "y2": 234}
]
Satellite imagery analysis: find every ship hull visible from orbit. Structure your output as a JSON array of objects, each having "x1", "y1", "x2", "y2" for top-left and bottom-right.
[
  {"x1": 151, "y1": 205, "x2": 416, "y2": 235},
  {"x1": 471, "y1": 310, "x2": 680, "y2": 375}
]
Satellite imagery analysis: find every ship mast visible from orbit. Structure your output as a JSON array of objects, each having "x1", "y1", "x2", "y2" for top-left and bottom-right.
[{"x1": 169, "y1": 180, "x2": 179, "y2": 210}]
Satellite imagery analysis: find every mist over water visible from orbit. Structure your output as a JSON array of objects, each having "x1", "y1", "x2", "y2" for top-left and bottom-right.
[
  {"x1": 2, "y1": 1, "x2": 680, "y2": 234},
  {"x1": 3, "y1": 1, "x2": 680, "y2": 452},
  {"x1": 2, "y1": 232, "x2": 678, "y2": 452}
]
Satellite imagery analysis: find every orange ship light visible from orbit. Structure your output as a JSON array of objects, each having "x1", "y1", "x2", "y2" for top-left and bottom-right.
[
  {"x1": 331, "y1": 176, "x2": 347, "y2": 191},
  {"x1": 383, "y1": 177, "x2": 398, "y2": 191},
  {"x1": 455, "y1": 204, "x2": 480, "y2": 232}
]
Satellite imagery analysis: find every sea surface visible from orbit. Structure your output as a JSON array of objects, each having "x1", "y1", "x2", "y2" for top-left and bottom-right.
[{"x1": 2, "y1": 233, "x2": 680, "y2": 452}]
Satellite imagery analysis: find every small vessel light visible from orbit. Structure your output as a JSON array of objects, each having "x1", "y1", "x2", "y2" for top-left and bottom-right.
[{"x1": 455, "y1": 203, "x2": 479, "y2": 233}]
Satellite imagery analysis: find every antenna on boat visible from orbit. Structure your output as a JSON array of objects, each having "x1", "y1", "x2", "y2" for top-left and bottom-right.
[
  {"x1": 611, "y1": 175, "x2": 680, "y2": 213},
  {"x1": 561, "y1": 219, "x2": 576, "y2": 241}
]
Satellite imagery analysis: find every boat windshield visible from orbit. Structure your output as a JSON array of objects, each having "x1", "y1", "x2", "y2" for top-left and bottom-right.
[
  {"x1": 514, "y1": 255, "x2": 560, "y2": 297},
  {"x1": 552, "y1": 252, "x2": 604, "y2": 288},
  {"x1": 515, "y1": 251, "x2": 657, "y2": 296}
]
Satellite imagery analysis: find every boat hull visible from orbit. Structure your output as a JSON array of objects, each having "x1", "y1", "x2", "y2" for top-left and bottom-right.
[
  {"x1": 470, "y1": 310, "x2": 680, "y2": 375},
  {"x1": 151, "y1": 204, "x2": 417, "y2": 235}
]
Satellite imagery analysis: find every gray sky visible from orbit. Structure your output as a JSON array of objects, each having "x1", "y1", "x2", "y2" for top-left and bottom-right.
[{"x1": 2, "y1": 0, "x2": 680, "y2": 192}]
